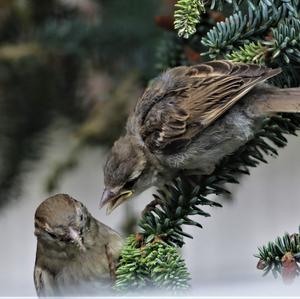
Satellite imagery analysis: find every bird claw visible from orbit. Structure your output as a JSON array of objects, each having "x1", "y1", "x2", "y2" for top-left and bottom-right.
[{"x1": 141, "y1": 198, "x2": 159, "y2": 216}]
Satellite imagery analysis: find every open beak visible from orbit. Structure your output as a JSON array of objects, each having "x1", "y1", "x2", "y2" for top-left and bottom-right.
[{"x1": 100, "y1": 188, "x2": 133, "y2": 215}]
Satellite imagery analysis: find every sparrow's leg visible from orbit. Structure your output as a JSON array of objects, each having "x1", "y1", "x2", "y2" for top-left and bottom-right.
[
  {"x1": 185, "y1": 175, "x2": 204, "y2": 187},
  {"x1": 177, "y1": 169, "x2": 205, "y2": 187},
  {"x1": 183, "y1": 166, "x2": 215, "y2": 176}
]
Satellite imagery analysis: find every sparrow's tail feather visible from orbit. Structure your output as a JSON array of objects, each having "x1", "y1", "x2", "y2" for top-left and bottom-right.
[
  {"x1": 257, "y1": 88, "x2": 300, "y2": 113},
  {"x1": 263, "y1": 67, "x2": 282, "y2": 81}
]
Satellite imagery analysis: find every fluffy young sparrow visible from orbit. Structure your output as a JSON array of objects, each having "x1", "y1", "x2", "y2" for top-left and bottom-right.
[
  {"x1": 34, "y1": 194, "x2": 123, "y2": 296},
  {"x1": 101, "y1": 60, "x2": 300, "y2": 213}
]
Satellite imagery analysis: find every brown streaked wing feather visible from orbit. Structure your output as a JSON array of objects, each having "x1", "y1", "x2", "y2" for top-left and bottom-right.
[
  {"x1": 139, "y1": 60, "x2": 281, "y2": 153},
  {"x1": 34, "y1": 255, "x2": 56, "y2": 297},
  {"x1": 34, "y1": 266, "x2": 47, "y2": 296}
]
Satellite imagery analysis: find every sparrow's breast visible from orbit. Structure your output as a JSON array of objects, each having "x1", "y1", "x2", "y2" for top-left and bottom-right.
[{"x1": 54, "y1": 249, "x2": 112, "y2": 295}]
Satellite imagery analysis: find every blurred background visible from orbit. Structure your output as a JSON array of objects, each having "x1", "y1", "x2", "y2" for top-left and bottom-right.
[{"x1": 0, "y1": 0, "x2": 300, "y2": 296}]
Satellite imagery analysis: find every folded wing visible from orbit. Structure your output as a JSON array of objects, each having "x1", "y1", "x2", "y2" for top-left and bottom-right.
[{"x1": 137, "y1": 60, "x2": 281, "y2": 153}]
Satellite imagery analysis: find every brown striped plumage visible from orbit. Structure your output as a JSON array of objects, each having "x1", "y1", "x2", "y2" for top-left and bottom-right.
[{"x1": 135, "y1": 61, "x2": 280, "y2": 153}]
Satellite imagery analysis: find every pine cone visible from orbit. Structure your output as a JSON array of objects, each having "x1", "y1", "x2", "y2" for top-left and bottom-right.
[{"x1": 281, "y1": 252, "x2": 298, "y2": 283}]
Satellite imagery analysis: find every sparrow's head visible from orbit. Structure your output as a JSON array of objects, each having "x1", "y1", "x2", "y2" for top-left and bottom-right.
[
  {"x1": 34, "y1": 194, "x2": 89, "y2": 252},
  {"x1": 101, "y1": 136, "x2": 150, "y2": 214}
]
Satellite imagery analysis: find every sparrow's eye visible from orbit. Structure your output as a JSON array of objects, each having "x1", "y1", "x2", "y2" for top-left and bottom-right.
[{"x1": 123, "y1": 177, "x2": 139, "y2": 190}]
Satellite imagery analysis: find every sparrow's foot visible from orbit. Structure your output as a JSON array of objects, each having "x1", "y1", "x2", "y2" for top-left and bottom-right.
[
  {"x1": 142, "y1": 198, "x2": 159, "y2": 216},
  {"x1": 186, "y1": 176, "x2": 202, "y2": 188}
]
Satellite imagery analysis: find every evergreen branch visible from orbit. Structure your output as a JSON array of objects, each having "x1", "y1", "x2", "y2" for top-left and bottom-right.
[
  {"x1": 138, "y1": 112, "x2": 300, "y2": 247},
  {"x1": 174, "y1": 0, "x2": 206, "y2": 39},
  {"x1": 119, "y1": 0, "x2": 300, "y2": 291},
  {"x1": 143, "y1": 241, "x2": 190, "y2": 291},
  {"x1": 226, "y1": 42, "x2": 267, "y2": 64},
  {"x1": 114, "y1": 235, "x2": 148, "y2": 291},
  {"x1": 209, "y1": 0, "x2": 299, "y2": 15},
  {"x1": 119, "y1": 112, "x2": 300, "y2": 288},
  {"x1": 201, "y1": 2, "x2": 289, "y2": 58},
  {"x1": 226, "y1": 18, "x2": 300, "y2": 65},
  {"x1": 114, "y1": 235, "x2": 190, "y2": 292},
  {"x1": 255, "y1": 227, "x2": 300, "y2": 281},
  {"x1": 265, "y1": 17, "x2": 300, "y2": 64},
  {"x1": 139, "y1": 176, "x2": 221, "y2": 247},
  {"x1": 221, "y1": 17, "x2": 300, "y2": 87}
]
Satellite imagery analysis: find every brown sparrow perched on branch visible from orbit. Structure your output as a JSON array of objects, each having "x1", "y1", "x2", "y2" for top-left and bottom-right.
[
  {"x1": 34, "y1": 194, "x2": 123, "y2": 296},
  {"x1": 101, "y1": 60, "x2": 300, "y2": 213}
]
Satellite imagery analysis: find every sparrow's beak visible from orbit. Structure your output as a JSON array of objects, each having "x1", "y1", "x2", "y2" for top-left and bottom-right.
[
  {"x1": 69, "y1": 227, "x2": 86, "y2": 252},
  {"x1": 100, "y1": 188, "x2": 133, "y2": 215}
]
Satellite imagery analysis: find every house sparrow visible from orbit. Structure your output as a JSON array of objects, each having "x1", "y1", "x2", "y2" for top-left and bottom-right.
[
  {"x1": 34, "y1": 194, "x2": 123, "y2": 296},
  {"x1": 101, "y1": 60, "x2": 300, "y2": 214}
]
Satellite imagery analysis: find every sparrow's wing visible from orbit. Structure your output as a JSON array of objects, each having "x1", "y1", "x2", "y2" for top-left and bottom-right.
[
  {"x1": 34, "y1": 264, "x2": 56, "y2": 296},
  {"x1": 137, "y1": 60, "x2": 281, "y2": 153}
]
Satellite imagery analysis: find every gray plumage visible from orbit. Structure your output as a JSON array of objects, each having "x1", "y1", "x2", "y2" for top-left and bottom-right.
[{"x1": 34, "y1": 194, "x2": 123, "y2": 296}]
